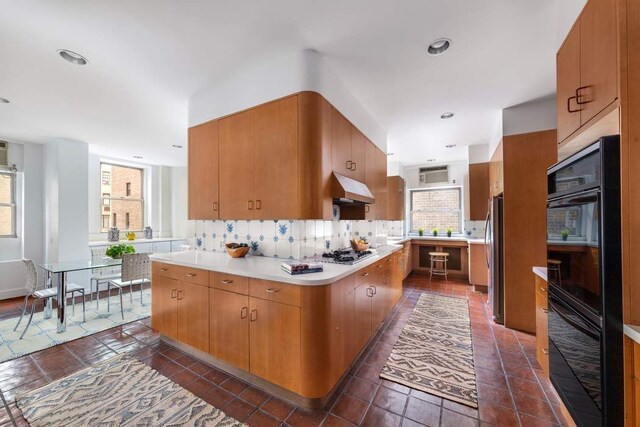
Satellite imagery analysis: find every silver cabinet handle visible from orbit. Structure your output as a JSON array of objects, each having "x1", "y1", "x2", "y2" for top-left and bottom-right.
[
  {"x1": 542, "y1": 308, "x2": 549, "y2": 313},
  {"x1": 371, "y1": 285, "x2": 377, "y2": 295},
  {"x1": 265, "y1": 288, "x2": 279, "y2": 293},
  {"x1": 220, "y1": 279, "x2": 234, "y2": 284},
  {"x1": 171, "y1": 289, "x2": 177, "y2": 298},
  {"x1": 240, "y1": 307, "x2": 248, "y2": 319},
  {"x1": 213, "y1": 201, "x2": 218, "y2": 211},
  {"x1": 186, "y1": 273, "x2": 197, "y2": 277},
  {"x1": 362, "y1": 272, "x2": 369, "y2": 277},
  {"x1": 160, "y1": 268, "x2": 168, "y2": 272},
  {"x1": 366, "y1": 287, "x2": 374, "y2": 297},
  {"x1": 250, "y1": 309, "x2": 257, "y2": 322}
]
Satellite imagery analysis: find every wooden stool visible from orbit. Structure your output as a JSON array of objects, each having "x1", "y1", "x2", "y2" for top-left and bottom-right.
[
  {"x1": 547, "y1": 259, "x2": 562, "y2": 286},
  {"x1": 429, "y1": 252, "x2": 449, "y2": 282}
]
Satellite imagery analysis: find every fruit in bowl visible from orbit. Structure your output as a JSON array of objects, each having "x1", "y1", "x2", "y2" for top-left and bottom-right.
[
  {"x1": 350, "y1": 238, "x2": 369, "y2": 252},
  {"x1": 226, "y1": 243, "x2": 250, "y2": 258}
]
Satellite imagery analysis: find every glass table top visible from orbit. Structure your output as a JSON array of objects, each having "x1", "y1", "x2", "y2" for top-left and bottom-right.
[{"x1": 39, "y1": 258, "x2": 122, "y2": 273}]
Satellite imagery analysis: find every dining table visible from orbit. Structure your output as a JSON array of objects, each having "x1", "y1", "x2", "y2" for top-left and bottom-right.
[{"x1": 38, "y1": 258, "x2": 122, "y2": 333}]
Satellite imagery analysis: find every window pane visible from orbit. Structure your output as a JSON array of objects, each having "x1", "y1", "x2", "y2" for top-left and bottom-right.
[
  {"x1": 103, "y1": 200, "x2": 143, "y2": 231},
  {"x1": 100, "y1": 164, "x2": 142, "y2": 198},
  {"x1": 410, "y1": 188, "x2": 462, "y2": 233},
  {"x1": 411, "y1": 210, "x2": 461, "y2": 233},
  {"x1": 0, "y1": 174, "x2": 12, "y2": 204},
  {"x1": 0, "y1": 205, "x2": 13, "y2": 236}
]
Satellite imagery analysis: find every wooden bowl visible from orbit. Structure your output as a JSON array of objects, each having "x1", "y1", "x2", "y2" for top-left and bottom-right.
[
  {"x1": 350, "y1": 241, "x2": 370, "y2": 252},
  {"x1": 225, "y1": 244, "x2": 250, "y2": 258}
]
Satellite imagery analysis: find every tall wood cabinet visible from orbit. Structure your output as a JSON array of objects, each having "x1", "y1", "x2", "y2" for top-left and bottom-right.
[
  {"x1": 188, "y1": 121, "x2": 219, "y2": 220},
  {"x1": 387, "y1": 176, "x2": 405, "y2": 221},
  {"x1": 556, "y1": 0, "x2": 618, "y2": 145},
  {"x1": 469, "y1": 163, "x2": 489, "y2": 220}
]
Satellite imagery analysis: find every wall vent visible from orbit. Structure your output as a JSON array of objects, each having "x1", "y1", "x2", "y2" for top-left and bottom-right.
[
  {"x1": 0, "y1": 141, "x2": 7, "y2": 168},
  {"x1": 419, "y1": 166, "x2": 448, "y2": 185}
]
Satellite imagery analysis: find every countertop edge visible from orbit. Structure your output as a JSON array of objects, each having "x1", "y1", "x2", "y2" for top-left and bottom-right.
[
  {"x1": 532, "y1": 266, "x2": 548, "y2": 282},
  {"x1": 90, "y1": 237, "x2": 188, "y2": 247},
  {"x1": 624, "y1": 324, "x2": 640, "y2": 345},
  {"x1": 149, "y1": 245, "x2": 404, "y2": 286}
]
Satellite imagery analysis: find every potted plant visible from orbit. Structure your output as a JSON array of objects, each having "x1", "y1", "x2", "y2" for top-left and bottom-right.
[
  {"x1": 417, "y1": 227, "x2": 424, "y2": 236},
  {"x1": 105, "y1": 243, "x2": 136, "y2": 259},
  {"x1": 446, "y1": 227, "x2": 453, "y2": 238},
  {"x1": 432, "y1": 227, "x2": 438, "y2": 237},
  {"x1": 561, "y1": 229, "x2": 570, "y2": 241}
]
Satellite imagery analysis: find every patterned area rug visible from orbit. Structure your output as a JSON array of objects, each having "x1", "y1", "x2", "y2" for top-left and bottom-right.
[
  {"x1": 380, "y1": 293, "x2": 478, "y2": 408},
  {"x1": 0, "y1": 289, "x2": 151, "y2": 363},
  {"x1": 16, "y1": 354, "x2": 244, "y2": 427}
]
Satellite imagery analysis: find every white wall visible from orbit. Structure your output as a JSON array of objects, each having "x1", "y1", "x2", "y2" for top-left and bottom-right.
[
  {"x1": 502, "y1": 95, "x2": 557, "y2": 137},
  {"x1": 469, "y1": 144, "x2": 490, "y2": 164},
  {"x1": 189, "y1": 49, "x2": 387, "y2": 152},
  {"x1": 171, "y1": 167, "x2": 194, "y2": 239}
]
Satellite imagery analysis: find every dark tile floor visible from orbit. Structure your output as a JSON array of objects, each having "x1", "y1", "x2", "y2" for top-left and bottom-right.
[{"x1": 0, "y1": 275, "x2": 567, "y2": 426}]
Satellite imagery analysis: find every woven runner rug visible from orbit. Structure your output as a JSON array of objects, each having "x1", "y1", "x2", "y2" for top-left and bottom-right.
[
  {"x1": 380, "y1": 293, "x2": 478, "y2": 408},
  {"x1": 16, "y1": 354, "x2": 244, "y2": 426}
]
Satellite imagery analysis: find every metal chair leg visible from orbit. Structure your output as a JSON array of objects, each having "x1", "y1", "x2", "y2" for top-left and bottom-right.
[
  {"x1": 107, "y1": 283, "x2": 111, "y2": 312},
  {"x1": 81, "y1": 290, "x2": 86, "y2": 323},
  {"x1": 14, "y1": 295, "x2": 30, "y2": 332},
  {"x1": 72, "y1": 291, "x2": 76, "y2": 316},
  {"x1": 20, "y1": 299, "x2": 40, "y2": 340},
  {"x1": 119, "y1": 288, "x2": 124, "y2": 320},
  {"x1": 140, "y1": 283, "x2": 144, "y2": 305},
  {"x1": 129, "y1": 283, "x2": 133, "y2": 303}
]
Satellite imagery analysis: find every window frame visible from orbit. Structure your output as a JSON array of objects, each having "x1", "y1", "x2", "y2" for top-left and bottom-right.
[
  {"x1": 99, "y1": 162, "x2": 145, "y2": 233},
  {"x1": 408, "y1": 185, "x2": 464, "y2": 235},
  {"x1": 0, "y1": 171, "x2": 16, "y2": 238}
]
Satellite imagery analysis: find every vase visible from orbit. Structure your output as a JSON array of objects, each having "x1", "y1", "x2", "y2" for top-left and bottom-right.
[
  {"x1": 108, "y1": 227, "x2": 119, "y2": 242},
  {"x1": 562, "y1": 235, "x2": 568, "y2": 241},
  {"x1": 144, "y1": 226, "x2": 153, "y2": 239}
]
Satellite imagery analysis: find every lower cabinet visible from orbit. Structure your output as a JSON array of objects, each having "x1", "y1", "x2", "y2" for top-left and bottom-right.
[
  {"x1": 354, "y1": 283, "x2": 373, "y2": 352},
  {"x1": 209, "y1": 288, "x2": 250, "y2": 371},
  {"x1": 402, "y1": 242, "x2": 412, "y2": 278},
  {"x1": 535, "y1": 275, "x2": 549, "y2": 376},
  {"x1": 151, "y1": 276, "x2": 209, "y2": 352},
  {"x1": 249, "y1": 297, "x2": 301, "y2": 392}
]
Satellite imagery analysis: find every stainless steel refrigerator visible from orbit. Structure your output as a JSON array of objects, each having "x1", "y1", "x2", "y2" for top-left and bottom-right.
[{"x1": 484, "y1": 195, "x2": 504, "y2": 324}]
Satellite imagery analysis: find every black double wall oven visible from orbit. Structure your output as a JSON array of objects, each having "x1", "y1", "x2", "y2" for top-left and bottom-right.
[{"x1": 546, "y1": 136, "x2": 623, "y2": 426}]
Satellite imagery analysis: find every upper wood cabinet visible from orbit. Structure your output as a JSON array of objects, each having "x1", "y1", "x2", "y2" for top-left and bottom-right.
[
  {"x1": 188, "y1": 121, "x2": 219, "y2": 220},
  {"x1": 556, "y1": 0, "x2": 618, "y2": 144},
  {"x1": 469, "y1": 163, "x2": 489, "y2": 220},
  {"x1": 349, "y1": 126, "x2": 366, "y2": 182},
  {"x1": 376, "y1": 148, "x2": 388, "y2": 220},
  {"x1": 363, "y1": 140, "x2": 378, "y2": 220},
  {"x1": 489, "y1": 141, "x2": 504, "y2": 197},
  {"x1": 331, "y1": 108, "x2": 352, "y2": 177},
  {"x1": 387, "y1": 175, "x2": 405, "y2": 221}
]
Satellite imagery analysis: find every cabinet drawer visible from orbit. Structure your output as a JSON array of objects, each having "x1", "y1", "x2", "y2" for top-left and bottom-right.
[
  {"x1": 355, "y1": 266, "x2": 374, "y2": 287},
  {"x1": 152, "y1": 262, "x2": 175, "y2": 279},
  {"x1": 210, "y1": 272, "x2": 249, "y2": 295},
  {"x1": 172, "y1": 265, "x2": 209, "y2": 286},
  {"x1": 250, "y1": 279, "x2": 301, "y2": 307}
]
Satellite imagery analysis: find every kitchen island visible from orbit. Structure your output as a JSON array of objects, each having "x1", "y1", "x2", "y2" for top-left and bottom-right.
[{"x1": 148, "y1": 245, "x2": 404, "y2": 409}]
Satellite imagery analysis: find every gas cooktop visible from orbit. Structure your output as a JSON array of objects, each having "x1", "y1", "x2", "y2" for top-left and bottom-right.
[{"x1": 314, "y1": 248, "x2": 377, "y2": 265}]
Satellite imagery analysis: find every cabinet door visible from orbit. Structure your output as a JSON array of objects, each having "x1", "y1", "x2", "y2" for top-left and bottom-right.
[
  {"x1": 219, "y1": 110, "x2": 255, "y2": 220},
  {"x1": 349, "y1": 125, "x2": 366, "y2": 182},
  {"x1": 354, "y1": 283, "x2": 372, "y2": 353},
  {"x1": 331, "y1": 108, "x2": 352, "y2": 177},
  {"x1": 209, "y1": 288, "x2": 249, "y2": 370},
  {"x1": 535, "y1": 281, "x2": 549, "y2": 376},
  {"x1": 177, "y1": 281, "x2": 210, "y2": 353},
  {"x1": 188, "y1": 121, "x2": 219, "y2": 220},
  {"x1": 364, "y1": 140, "x2": 378, "y2": 220},
  {"x1": 375, "y1": 148, "x2": 388, "y2": 220},
  {"x1": 556, "y1": 23, "x2": 582, "y2": 143},
  {"x1": 387, "y1": 176, "x2": 405, "y2": 221},
  {"x1": 151, "y1": 276, "x2": 178, "y2": 340},
  {"x1": 254, "y1": 96, "x2": 299, "y2": 219},
  {"x1": 249, "y1": 298, "x2": 301, "y2": 392},
  {"x1": 580, "y1": 0, "x2": 618, "y2": 124},
  {"x1": 468, "y1": 163, "x2": 489, "y2": 220},
  {"x1": 329, "y1": 276, "x2": 356, "y2": 382}
]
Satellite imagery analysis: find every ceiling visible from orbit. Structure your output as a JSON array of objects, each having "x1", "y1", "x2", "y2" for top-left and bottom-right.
[{"x1": 0, "y1": 0, "x2": 585, "y2": 167}]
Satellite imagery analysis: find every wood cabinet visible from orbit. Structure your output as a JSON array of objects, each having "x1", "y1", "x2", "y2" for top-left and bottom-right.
[
  {"x1": 331, "y1": 107, "x2": 352, "y2": 177},
  {"x1": 376, "y1": 148, "x2": 388, "y2": 220},
  {"x1": 249, "y1": 297, "x2": 301, "y2": 392},
  {"x1": 489, "y1": 141, "x2": 504, "y2": 197},
  {"x1": 535, "y1": 275, "x2": 549, "y2": 375},
  {"x1": 188, "y1": 121, "x2": 219, "y2": 220},
  {"x1": 556, "y1": 0, "x2": 619, "y2": 145},
  {"x1": 402, "y1": 242, "x2": 412, "y2": 279},
  {"x1": 209, "y1": 288, "x2": 249, "y2": 370},
  {"x1": 412, "y1": 241, "x2": 469, "y2": 279},
  {"x1": 363, "y1": 140, "x2": 378, "y2": 220},
  {"x1": 151, "y1": 276, "x2": 209, "y2": 352},
  {"x1": 349, "y1": 126, "x2": 366, "y2": 183},
  {"x1": 469, "y1": 163, "x2": 489, "y2": 220},
  {"x1": 387, "y1": 176, "x2": 405, "y2": 221},
  {"x1": 468, "y1": 243, "x2": 489, "y2": 289},
  {"x1": 354, "y1": 282, "x2": 372, "y2": 353}
]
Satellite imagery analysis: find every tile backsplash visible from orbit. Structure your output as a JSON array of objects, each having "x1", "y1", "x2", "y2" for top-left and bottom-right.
[
  {"x1": 464, "y1": 220, "x2": 487, "y2": 239},
  {"x1": 191, "y1": 205, "x2": 405, "y2": 260}
]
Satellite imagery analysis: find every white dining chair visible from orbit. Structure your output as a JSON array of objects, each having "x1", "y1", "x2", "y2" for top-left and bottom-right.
[
  {"x1": 107, "y1": 253, "x2": 151, "y2": 319},
  {"x1": 90, "y1": 247, "x2": 121, "y2": 309},
  {"x1": 14, "y1": 259, "x2": 86, "y2": 339}
]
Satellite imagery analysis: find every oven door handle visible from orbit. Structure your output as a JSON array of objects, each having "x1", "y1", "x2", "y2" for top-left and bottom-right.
[
  {"x1": 547, "y1": 190, "x2": 599, "y2": 209},
  {"x1": 548, "y1": 299, "x2": 599, "y2": 340}
]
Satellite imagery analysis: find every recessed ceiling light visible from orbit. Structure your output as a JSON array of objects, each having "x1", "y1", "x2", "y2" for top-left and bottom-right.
[
  {"x1": 57, "y1": 49, "x2": 88, "y2": 65},
  {"x1": 445, "y1": 144, "x2": 456, "y2": 148},
  {"x1": 428, "y1": 38, "x2": 451, "y2": 56},
  {"x1": 387, "y1": 152, "x2": 394, "y2": 156},
  {"x1": 0, "y1": 97, "x2": 9, "y2": 104},
  {"x1": 427, "y1": 159, "x2": 436, "y2": 162},
  {"x1": 441, "y1": 112, "x2": 454, "y2": 119},
  {"x1": 133, "y1": 156, "x2": 143, "y2": 159},
  {"x1": 172, "y1": 144, "x2": 183, "y2": 149}
]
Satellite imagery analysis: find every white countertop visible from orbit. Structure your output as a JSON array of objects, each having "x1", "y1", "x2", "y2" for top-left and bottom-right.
[
  {"x1": 386, "y1": 236, "x2": 485, "y2": 245},
  {"x1": 89, "y1": 237, "x2": 188, "y2": 247},
  {"x1": 532, "y1": 266, "x2": 548, "y2": 281},
  {"x1": 149, "y1": 245, "x2": 403, "y2": 286},
  {"x1": 467, "y1": 239, "x2": 486, "y2": 245},
  {"x1": 624, "y1": 324, "x2": 640, "y2": 345}
]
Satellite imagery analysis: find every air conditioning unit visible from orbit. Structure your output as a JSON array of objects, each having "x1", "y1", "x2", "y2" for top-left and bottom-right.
[
  {"x1": 419, "y1": 166, "x2": 448, "y2": 185},
  {"x1": 0, "y1": 141, "x2": 7, "y2": 168}
]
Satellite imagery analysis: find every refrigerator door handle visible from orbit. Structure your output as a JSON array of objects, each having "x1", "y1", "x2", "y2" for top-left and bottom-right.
[{"x1": 484, "y1": 208, "x2": 491, "y2": 269}]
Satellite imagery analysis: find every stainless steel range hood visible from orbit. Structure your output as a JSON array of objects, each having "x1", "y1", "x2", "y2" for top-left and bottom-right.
[{"x1": 331, "y1": 172, "x2": 375, "y2": 204}]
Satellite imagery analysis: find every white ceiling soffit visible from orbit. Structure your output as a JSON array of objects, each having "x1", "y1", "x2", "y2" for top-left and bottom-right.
[{"x1": 0, "y1": 0, "x2": 585, "y2": 166}]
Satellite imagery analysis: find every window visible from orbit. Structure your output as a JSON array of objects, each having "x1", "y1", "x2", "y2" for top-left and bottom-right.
[
  {"x1": 101, "y1": 215, "x2": 110, "y2": 229},
  {"x1": 100, "y1": 163, "x2": 144, "y2": 232},
  {"x1": 410, "y1": 187, "x2": 462, "y2": 234},
  {"x1": 0, "y1": 172, "x2": 16, "y2": 237}
]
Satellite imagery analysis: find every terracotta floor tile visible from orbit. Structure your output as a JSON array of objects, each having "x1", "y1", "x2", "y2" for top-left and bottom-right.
[
  {"x1": 331, "y1": 394, "x2": 368, "y2": 425},
  {"x1": 404, "y1": 397, "x2": 441, "y2": 426},
  {"x1": 170, "y1": 368, "x2": 200, "y2": 388},
  {"x1": 478, "y1": 403, "x2": 519, "y2": 426},
  {"x1": 475, "y1": 367, "x2": 508, "y2": 389},
  {"x1": 381, "y1": 379, "x2": 411, "y2": 395},
  {"x1": 202, "y1": 386, "x2": 234, "y2": 409},
  {"x1": 184, "y1": 377, "x2": 216, "y2": 399},
  {"x1": 518, "y1": 412, "x2": 560, "y2": 427},
  {"x1": 344, "y1": 376, "x2": 378, "y2": 403},
  {"x1": 223, "y1": 398, "x2": 256, "y2": 422},
  {"x1": 361, "y1": 405, "x2": 402, "y2": 427},
  {"x1": 245, "y1": 409, "x2": 281, "y2": 427},
  {"x1": 512, "y1": 393, "x2": 557, "y2": 422},
  {"x1": 202, "y1": 367, "x2": 230, "y2": 385},
  {"x1": 373, "y1": 385, "x2": 408, "y2": 415},
  {"x1": 220, "y1": 376, "x2": 250, "y2": 395},
  {"x1": 477, "y1": 383, "x2": 515, "y2": 408},
  {"x1": 260, "y1": 397, "x2": 294, "y2": 421},
  {"x1": 322, "y1": 414, "x2": 355, "y2": 426},
  {"x1": 507, "y1": 376, "x2": 547, "y2": 401},
  {"x1": 355, "y1": 363, "x2": 383, "y2": 384},
  {"x1": 440, "y1": 408, "x2": 479, "y2": 427},
  {"x1": 239, "y1": 386, "x2": 270, "y2": 407},
  {"x1": 442, "y1": 399, "x2": 479, "y2": 419},
  {"x1": 286, "y1": 408, "x2": 327, "y2": 427},
  {"x1": 409, "y1": 388, "x2": 443, "y2": 406}
]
